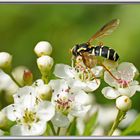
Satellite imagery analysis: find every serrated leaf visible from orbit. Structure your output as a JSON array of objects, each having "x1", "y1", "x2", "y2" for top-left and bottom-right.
[
  {"x1": 122, "y1": 114, "x2": 140, "y2": 135},
  {"x1": 83, "y1": 111, "x2": 98, "y2": 136}
]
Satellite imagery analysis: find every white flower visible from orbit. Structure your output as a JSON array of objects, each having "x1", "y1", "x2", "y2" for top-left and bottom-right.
[
  {"x1": 34, "y1": 41, "x2": 52, "y2": 57},
  {"x1": 0, "y1": 52, "x2": 12, "y2": 69},
  {"x1": 49, "y1": 79, "x2": 91, "y2": 127},
  {"x1": 37, "y1": 55, "x2": 54, "y2": 74},
  {"x1": 2, "y1": 86, "x2": 55, "y2": 136},
  {"x1": 116, "y1": 96, "x2": 132, "y2": 111},
  {"x1": 33, "y1": 79, "x2": 52, "y2": 100},
  {"x1": 54, "y1": 64, "x2": 102, "y2": 92},
  {"x1": 102, "y1": 62, "x2": 140, "y2": 99},
  {"x1": 0, "y1": 69, "x2": 18, "y2": 95}
]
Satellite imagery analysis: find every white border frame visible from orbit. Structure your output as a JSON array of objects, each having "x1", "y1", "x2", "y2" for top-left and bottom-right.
[{"x1": 0, "y1": 1, "x2": 140, "y2": 139}]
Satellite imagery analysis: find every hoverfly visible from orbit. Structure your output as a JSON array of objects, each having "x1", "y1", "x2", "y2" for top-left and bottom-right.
[{"x1": 71, "y1": 19, "x2": 120, "y2": 81}]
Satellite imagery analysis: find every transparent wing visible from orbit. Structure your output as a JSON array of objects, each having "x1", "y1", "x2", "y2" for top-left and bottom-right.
[{"x1": 87, "y1": 19, "x2": 120, "y2": 44}]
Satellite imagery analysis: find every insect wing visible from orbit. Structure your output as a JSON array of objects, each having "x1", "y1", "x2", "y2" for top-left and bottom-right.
[{"x1": 87, "y1": 19, "x2": 120, "y2": 44}]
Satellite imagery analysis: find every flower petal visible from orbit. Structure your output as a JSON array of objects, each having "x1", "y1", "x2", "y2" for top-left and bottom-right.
[
  {"x1": 54, "y1": 64, "x2": 75, "y2": 79},
  {"x1": 102, "y1": 87, "x2": 120, "y2": 99},
  {"x1": 104, "y1": 70, "x2": 119, "y2": 88},
  {"x1": 0, "y1": 69, "x2": 18, "y2": 94},
  {"x1": 86, "y1": 80, "x2": 101, "y2": 92},
  {"x1": 52, "y1": 112, "x2": 70, "y2": 128},
  {"x1": 117, "y1": 62, "x2": 138, "y2": 81},
  {"x1": 13, "y1": 86, "x2": 36, "y2": 110},
  {"x1": 118, "y1": 85, "x2": 140, "y2": 97},
  {"x1": 91, "y1": 66, "x2": 103, "y2": 77},
  {"x1": 49, "y1": 79, "x2": 68, "y2": 95},
  {"x1": 70, "y1": 103, "x2": 91, "y2": 117},
  {"x1": 32, "y1": 79, "x2": 44, "y2": 87},
  {"x1": 67, "y1": 78, "x2": 100, "y2": 92},
  {"x1": 2, "y1": 104, "x2": 23, "y2": 121},
  {"x1": 36, "y1": 101, "x2": 55, "y2": 122},
  {"x1": 10, "y1": 121, "x2": 46, "y2": 136},
  {"x1": 74, "y1": 90, "x2": 94, "y2": 105}
]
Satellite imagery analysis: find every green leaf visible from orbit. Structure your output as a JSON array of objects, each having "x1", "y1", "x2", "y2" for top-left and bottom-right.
[
  {"x1": 122, "y1": 114, "x2": 140, "y2": 135},
  {"x1": 68, "y1": 117, "x2": 77, "y2": 136},
  {"x1": 83, "y1": 111, "x2": 98, "y2": 136},
  {"x1": 69, "y1": 118, "x2": 77, "y2": 135}
]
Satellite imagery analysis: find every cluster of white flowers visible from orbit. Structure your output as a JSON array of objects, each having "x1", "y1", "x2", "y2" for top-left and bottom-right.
[{"x1": 0, "y1": 41, "x2": 139, "y2": 136}]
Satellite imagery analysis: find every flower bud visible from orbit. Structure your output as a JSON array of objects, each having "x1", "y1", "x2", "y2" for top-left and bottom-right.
[
  {"x1": 116, "y1": 96, "x2": 132, "y2": 111},
  {"x1": 0, "y1": 52, "x2": 12, "y2": 69},
  {"x1": 12, "y1": 66, "x2": 30, "y2": 86},
  {"x1": 23, "y1": 70, "x2": 33, "y2": 85},
  {"x1": 36, "y1": 84, "x2": 52, "y2": 100},
  {"x1": 37, "y1": 55, "x2": 54, "y2": 75},
  {"x1": 34, "y1": 41, "x2": 52, "y2": 57}
]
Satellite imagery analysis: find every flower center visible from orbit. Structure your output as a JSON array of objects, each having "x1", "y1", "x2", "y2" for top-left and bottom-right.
[
  {"x1": 75, "y1": 65, "x2": 94, "y2": 82},
  {"x1": 20, "y1": 108, "x2": 39, "y2": 129},
  {"x1": 117, "y1": 70, "x2": 132, "y2": 88},
  {"x1": 55, "y1": 94, "x2": 73, "y2": 115},
  {"x1": 117, "y1": 78, "x2": 130, "y2": 88}
]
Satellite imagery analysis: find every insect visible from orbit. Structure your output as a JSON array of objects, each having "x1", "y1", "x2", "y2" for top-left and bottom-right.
[{"x1": 71, "y1": 19, "x2": 120, "y2": 81}]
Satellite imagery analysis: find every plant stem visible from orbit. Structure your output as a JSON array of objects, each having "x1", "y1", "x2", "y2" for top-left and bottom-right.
[
  {"x1": 41, "y1": 75, "x2": 49, "y2": 84},
  {"x1": 8, "y1": 73, "x2": 21, "y2": 87},
  {"x1": 57, "y1": 127, "x2": 61, "y2": 136},
  {"x1": 108, "y1": 109, "x2": 126, "y2": 136},
  {"x1": 48, "y1": 121, "x2": 56, "y2": 136}
]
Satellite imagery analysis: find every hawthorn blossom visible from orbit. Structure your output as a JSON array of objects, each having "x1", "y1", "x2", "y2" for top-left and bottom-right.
[
  {"x1": 0, "y1": 69, "x2": 18, "y2": 95},
  {"x1": 2, "y1": 86, "x2": 55, "y2": 136},
  {"x1": 49, "y1": 79, "x2": 91, "y2": 128},
  {"x1": 33, "y1": 79, "x2": 52, "y2": 100},
  {"x1": 54, "y1": 64, "x2": 103, "y2": 92},
  {"x1": 102, "y1": 62, "x2": 140, "y2": 99}
]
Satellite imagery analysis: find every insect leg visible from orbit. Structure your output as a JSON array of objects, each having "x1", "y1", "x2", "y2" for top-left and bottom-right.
[
  {"x1": 101, "y1": 63, "x2": 119, "y2": 81},
  {"x1": 88, "y1": 68, "x2": 99, "y2": 85},
  {"x1": 71, "y1": 56, "x2": 75, "y2": 68}
]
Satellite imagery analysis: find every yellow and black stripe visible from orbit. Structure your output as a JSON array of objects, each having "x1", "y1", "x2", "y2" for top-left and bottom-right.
[
  {"x1": 72, "y1": 43, "x2": 119, "y2": 62},
  {"x1": 91, "y1": 46, "x2": 119, "y2": 61}
]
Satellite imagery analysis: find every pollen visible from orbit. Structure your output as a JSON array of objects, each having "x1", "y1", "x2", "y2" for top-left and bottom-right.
[{"x1": 55, "y1": 96, "x2": 72, "y2": 114}]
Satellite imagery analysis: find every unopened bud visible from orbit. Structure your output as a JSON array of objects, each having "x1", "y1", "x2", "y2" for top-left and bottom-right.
[
  {"x1": 37, "y1": 55, "x2": 54, "y2": 75},
  {"x1": 34, "y1": 41, "x2": 52, "y2": 57},
  {"x1": 116, "y1": 96, "x2": 132, "y2": 111},
  {"x1": 12, "y1": 66, "x2": 29, "y2": 86},
  {"x1": 0, "y1": 52, "x2": 12, "y2": 69},
  {"x1": 23, "y1": 70, "x2": 33, "y2": 85}
]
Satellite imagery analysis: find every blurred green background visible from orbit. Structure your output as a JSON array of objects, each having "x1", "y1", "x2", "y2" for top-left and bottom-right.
[{"x1": 0, "y1": 4, "x2": 140, "y2": 112}]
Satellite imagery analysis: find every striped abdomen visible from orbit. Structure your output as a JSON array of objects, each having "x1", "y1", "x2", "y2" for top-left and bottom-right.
[{"x1": 91, "y1": 46, "x2": 119, "y2": 61}]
